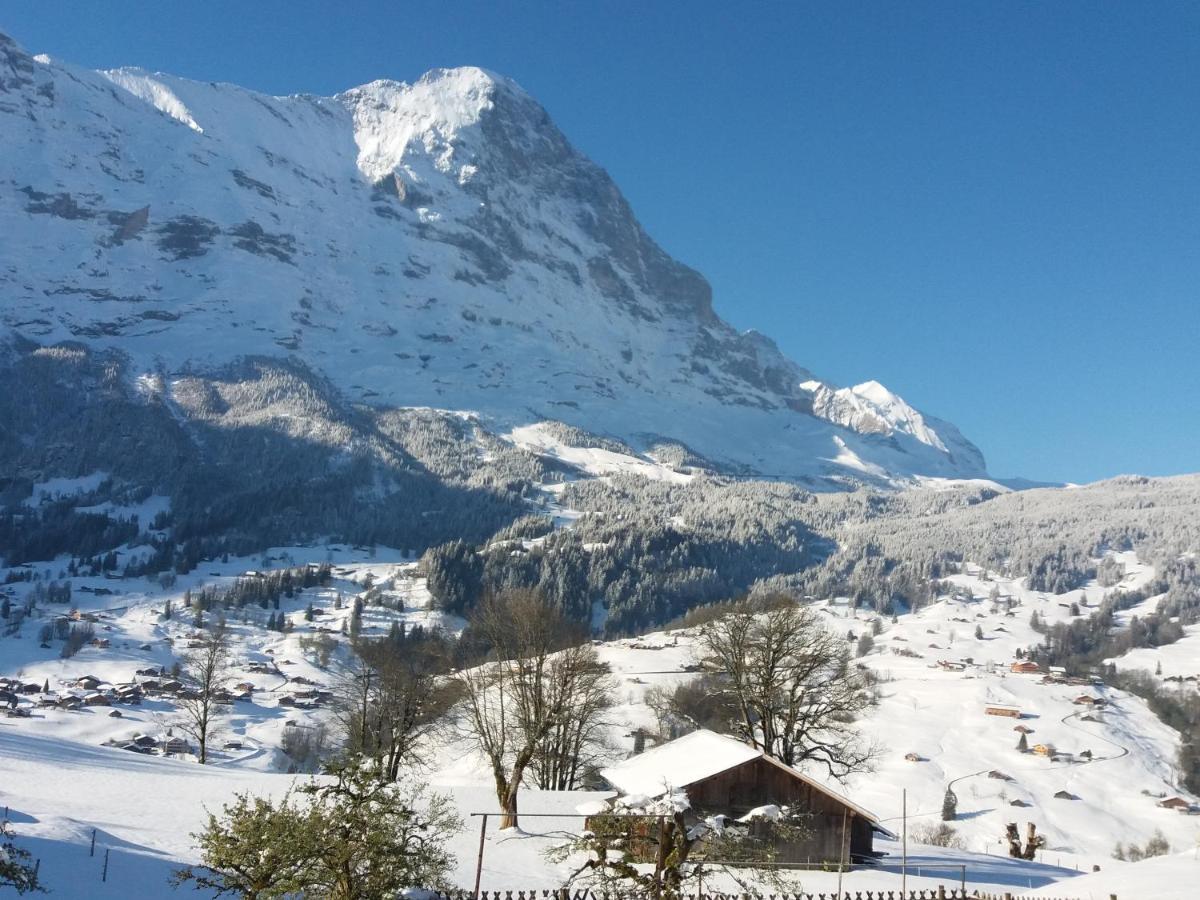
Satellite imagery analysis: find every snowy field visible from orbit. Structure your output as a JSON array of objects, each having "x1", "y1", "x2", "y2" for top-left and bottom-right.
[{"x1": 1, "y1": 539, "x2": 1195, "y2": 897}]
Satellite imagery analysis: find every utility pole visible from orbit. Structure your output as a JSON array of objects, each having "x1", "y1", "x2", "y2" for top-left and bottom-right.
[
  {"x1": 837, "y1": 809, "x2": 848, "y2": 898},
  {"x1": 473, "y1": 813, "x2": 488, "y2": 899}
]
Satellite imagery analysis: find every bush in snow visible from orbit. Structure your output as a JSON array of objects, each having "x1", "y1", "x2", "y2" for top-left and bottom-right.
[
  {"x1": 0, "y1": 820, "x2": 42, "y2": 894},
  {"x1": 175, "y1": 757, "x2": 460, "y2": 898}
]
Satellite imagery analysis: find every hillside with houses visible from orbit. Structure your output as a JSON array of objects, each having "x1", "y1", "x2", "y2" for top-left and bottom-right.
[{"x1": 2, "y1": 535, "x2": 1198, "y2": 897}]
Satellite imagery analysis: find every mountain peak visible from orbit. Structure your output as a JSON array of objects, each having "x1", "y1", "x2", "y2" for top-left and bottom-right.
[{"x1": 0, "y1": 31, "x2": 987, "y2": 486}]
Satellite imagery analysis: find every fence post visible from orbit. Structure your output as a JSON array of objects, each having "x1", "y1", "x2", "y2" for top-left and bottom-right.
[
  {"x1": 90, "y1": 828, "x2": 96, "y2": 857},
  {"x1": 937, "y1": 886, "x2": 946, "y2": 900},
  {"x1": 101, "y1": 847, "x2": 110, "y2": 882}
]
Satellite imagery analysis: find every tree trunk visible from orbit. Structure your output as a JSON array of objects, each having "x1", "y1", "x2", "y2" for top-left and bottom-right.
[{"x1": 499, "y1": 783, "x2": 520, "y2": 829}]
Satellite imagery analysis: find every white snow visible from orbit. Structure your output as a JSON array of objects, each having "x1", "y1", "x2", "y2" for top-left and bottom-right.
[
  {"x1": 600, "y1": 729, "x2": 761, "y2": 797},
  {"x1": 505, "y1": 423, "x2": 693, "y2": 484},
  {"x1": 103, "y1": 69, "x2": 205, "y2": 132},
  {"x1": 23, "y1": 472, "x2": 110, "y2": 508}
]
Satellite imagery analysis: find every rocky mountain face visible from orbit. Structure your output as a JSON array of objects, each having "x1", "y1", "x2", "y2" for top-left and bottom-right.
[{"x1": 0, "y1": 30, "x2": 986, "y2": 486}]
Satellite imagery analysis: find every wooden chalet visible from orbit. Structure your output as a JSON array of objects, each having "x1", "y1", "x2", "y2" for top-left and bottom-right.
[
  {"x1": 599, "y1": 730, "x2": 888, "y2": 865},
  {"x1": 1158, "y1": 796, "x2": 1193, "y2": 812},
  {"x1": 162, "y1": 736, "x2": 190, "y2": 755},
  {"x1": 1010, "y1": 661, "x2": 1041, "y2": 674},
  {"x1": 985, "y1": 704, "x2": 1022, "y2": 718}
]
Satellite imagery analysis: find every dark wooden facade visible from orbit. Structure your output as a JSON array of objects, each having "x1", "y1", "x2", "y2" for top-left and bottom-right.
[{"x1": 682, "y1": 756, "x2": 875, "y2": 865}]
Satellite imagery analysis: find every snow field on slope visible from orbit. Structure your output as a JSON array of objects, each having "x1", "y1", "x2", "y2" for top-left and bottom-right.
[{"x1": 1, "y1": 546, "x2": 1194, "y2": 896}]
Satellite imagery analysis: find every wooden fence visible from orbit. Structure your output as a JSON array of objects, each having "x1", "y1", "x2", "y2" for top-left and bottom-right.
[{"x1": 421, "y1": 890, "x2": 1090, "y2": 900}]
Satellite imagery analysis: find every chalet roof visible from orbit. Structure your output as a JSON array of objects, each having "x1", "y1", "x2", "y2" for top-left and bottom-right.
[
  {"x1": 599, "y1": 730, "x2": 881, "y2": 825},
  {"x1": 1159, "y1": 796, "x2": 1192, "y2": 808}
]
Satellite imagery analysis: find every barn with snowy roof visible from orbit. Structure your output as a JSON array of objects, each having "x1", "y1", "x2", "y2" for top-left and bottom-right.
[{"x1": 599, "y1": 729, "x2": 887, "y2": 864}]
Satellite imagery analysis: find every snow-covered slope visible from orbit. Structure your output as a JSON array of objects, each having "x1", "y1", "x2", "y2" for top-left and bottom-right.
[
  {"x1": 0, "y1": 30, "x2": 985, "y2": 485},
  {"x1": 1, "y1": 542, "x2": 1194, "y2": 898}
]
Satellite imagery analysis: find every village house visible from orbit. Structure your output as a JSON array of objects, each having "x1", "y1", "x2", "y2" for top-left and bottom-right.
[
  {"x1": 985, "y1": 704, "x2": 1022, "y2": 718},
  {"x1": 599, "y1": 730, "x2": 888, "y2": 866},
  {"x1": 1010, "y1": 661, "x2": 1041, "y2": 674},
  {"x1": 1073, "y1": 695, "x2": 1105, "y2": 707},
  {"x1": 162, "y1": 736, "x2": 190, "y2": 755},
  {"x1": 1157, "y1": 796, "x2": 1194, "y2": 812}
]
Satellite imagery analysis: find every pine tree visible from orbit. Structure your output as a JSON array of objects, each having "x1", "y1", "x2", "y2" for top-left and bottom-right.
[
  {"x1": 1017, "y1": 732, "x2": 1029, "y2": 752},
  {"x1": 975, "y1": 625, "x2": 984, "y2": 640},
  {"x1": 941, "y1": 786, "x2": 958, "y2": 821}
]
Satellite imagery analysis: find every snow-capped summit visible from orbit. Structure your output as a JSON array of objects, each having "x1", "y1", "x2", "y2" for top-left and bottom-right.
[
  {"x1": 799, "y1": 380, "x2": 985, "y2": 474},
  {"x1": 0, "y1": 30, "x2": 987, "y2": 485}
]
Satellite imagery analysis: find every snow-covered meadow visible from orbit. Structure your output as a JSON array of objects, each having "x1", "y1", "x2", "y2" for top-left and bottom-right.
[{"x1": 2, "y1": 536, "x2": 1197, "y2": 897}]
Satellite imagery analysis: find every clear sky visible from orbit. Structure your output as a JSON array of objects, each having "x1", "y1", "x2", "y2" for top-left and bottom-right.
[{"x1": 3, "y1": 2, "x2": 1197, "y2": 483}]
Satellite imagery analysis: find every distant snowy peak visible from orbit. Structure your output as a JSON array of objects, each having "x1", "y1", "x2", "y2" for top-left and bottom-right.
[
  {"x1": 801, "y1": 379, "x2": 946, "y2": 450},
  {"x1": 800, "y1": 379, "x2": 985, "y2": 472}
]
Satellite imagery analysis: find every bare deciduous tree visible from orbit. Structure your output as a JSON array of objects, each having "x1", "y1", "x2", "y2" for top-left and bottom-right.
[
  {"x1": 177, "y1": 622, "x2": 231, "y2": 764},
  {"x1": 697, "y1": 598, "x2": 875, "y2": 778},
  {"x1": 454, "y1": 589, "x2": 609, "y2": 827},
  {"x1": 334, "y1": 631, "x2": 459, "y2": 781},
  {"x1": 528, "y1": 639, "x2": 615, "y2": 790}
]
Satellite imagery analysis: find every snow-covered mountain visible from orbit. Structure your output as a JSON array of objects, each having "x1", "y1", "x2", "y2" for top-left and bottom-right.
[{"x1": 0, "y1": 31, "x2": 985, "y2": 485}]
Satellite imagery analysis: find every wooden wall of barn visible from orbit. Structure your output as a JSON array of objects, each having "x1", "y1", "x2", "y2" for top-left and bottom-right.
[{"x1": 685, "y1": 757, "x2": 872, "y2": 863}]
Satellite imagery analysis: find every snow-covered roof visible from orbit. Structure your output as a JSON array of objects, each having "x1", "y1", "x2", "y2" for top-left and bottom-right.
[
  {"x1": 601, "y1": 730, "x2": 761, "y2": 798},
  {"x1": 599, "y1": 730, "x2": 880, "y2": 825}
]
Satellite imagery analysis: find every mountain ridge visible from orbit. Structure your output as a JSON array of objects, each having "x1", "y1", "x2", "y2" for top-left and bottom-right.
[{"x1": 0, "y1": 29, "x2": 986, "y2": 486}]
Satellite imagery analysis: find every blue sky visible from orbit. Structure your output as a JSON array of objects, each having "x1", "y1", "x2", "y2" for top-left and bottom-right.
[{"x1": 4, "y1": 2, "x2": 1197, "y2": 483}]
